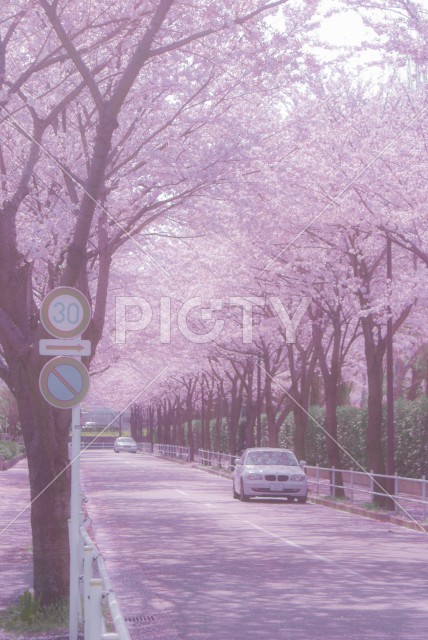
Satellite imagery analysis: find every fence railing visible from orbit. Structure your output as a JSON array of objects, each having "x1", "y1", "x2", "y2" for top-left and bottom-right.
[
  {"x1": 196, "y1": 449, "x2": 234, "y2": 472},
  {"x1": 138, "y1": 442, "x2": 153, "y2": 453},
  {"x1": 79, "y1": 513, "x2": 131, "y2": 640},
  {"x1": 305, "y1": 465, "x2": 428, "y2": 519},
  {"x1": 153, "y1": 443, "x2": 190, "y2": 461}
]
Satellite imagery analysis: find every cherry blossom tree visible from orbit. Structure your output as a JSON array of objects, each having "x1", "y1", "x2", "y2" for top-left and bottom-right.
[{"x1": 0, "y1": 0, "x2": 323, "y2": 605}]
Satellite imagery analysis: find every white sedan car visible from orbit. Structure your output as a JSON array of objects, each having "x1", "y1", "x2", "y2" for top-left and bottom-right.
[
  {"x1": 233, "y1": 447, "x2": 308, "y2": 503},
  {"x1": 113, "y1": 436, "x2": 138, "y2": 453}
]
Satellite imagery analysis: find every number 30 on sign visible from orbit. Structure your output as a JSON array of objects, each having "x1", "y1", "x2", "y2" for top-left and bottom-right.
[{"x1": 40, "y1": 287, "x2": 91, "y2": 339}]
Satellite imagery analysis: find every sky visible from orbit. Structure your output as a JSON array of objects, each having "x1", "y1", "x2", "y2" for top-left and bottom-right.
[{"x1": 318, "y1": 7, "x2": 367, "y2": 47}]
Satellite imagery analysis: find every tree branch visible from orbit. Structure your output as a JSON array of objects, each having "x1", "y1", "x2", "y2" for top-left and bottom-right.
[
  {"x1": 38, "y1": 0, "x2": 103, "y2": 111},
  {"x1": 148, "y1": 0, "x2": 289, "y2": 59}
]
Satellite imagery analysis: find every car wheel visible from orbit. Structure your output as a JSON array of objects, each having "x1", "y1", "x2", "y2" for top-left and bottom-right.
[
  {"x1": 240, "y1": 480, "x2": 250, "y2": 502},
  {"x1": 285, "y1": 496, "x2": 294, "y2": 502},
  {"x1": 297, "y1": 496, "x2": 307, "y2": 504},
  {"x1": 233, "y1": 481, "x2": 240, "y2": 499}
]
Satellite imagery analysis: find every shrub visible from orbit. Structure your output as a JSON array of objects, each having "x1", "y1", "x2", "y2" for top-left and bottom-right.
[{"x1": 0, "y1": 440, "x2": 24, "y2": 460}]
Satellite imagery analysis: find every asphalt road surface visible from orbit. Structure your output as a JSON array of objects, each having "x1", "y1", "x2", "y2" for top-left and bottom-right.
[{"x1": 80, "y1": 451, "x2": 428, "y2": 640}]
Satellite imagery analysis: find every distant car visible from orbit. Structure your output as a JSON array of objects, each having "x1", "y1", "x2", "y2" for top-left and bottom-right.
[
  {"x1": 82, "y1": 421, "x2": 97, "y2": 431},
  {"x1": 232, "y1": 447, "x2": 308, "y2": 503},
  {"x1": 114, "y1": 437, "x2": 138, "y2": 454}
]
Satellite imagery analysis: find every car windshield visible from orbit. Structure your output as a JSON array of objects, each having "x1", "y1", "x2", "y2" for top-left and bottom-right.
[
  {"x1": 119, "y1": 438, "x2": 134, "y2": 443},
  {"x1": 245, "y1": 451, "x2": 298, "y2": 466}
]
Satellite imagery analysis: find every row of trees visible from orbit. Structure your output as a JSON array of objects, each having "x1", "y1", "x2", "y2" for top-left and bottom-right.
[
  {"x1": 123, "y1": 76, "x2": 428, "y2": 490},
  {"x1": 131, "y1": 397, "x2": 428, "y2": 479},
  {"x1": 1, "y1": 0, "x2": 428, "y2": 607}
]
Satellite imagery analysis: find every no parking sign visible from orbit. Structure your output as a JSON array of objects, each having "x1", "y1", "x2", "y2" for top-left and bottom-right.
[{"x1": 39, "y1": 356, "x2": 90, "y2": 409}]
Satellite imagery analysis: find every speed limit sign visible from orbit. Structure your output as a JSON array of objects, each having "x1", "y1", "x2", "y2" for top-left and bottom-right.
[{"x1": 40, "y1": 287, "x2": 91, "y2": 339}]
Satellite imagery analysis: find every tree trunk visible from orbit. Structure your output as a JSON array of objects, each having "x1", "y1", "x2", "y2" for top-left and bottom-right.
[
  {"x1": 16, "y1": 367, "x2": 71, "y2": 607},
  {"x1": 205, "y1": 389, "x2": 213, "y2": 452},
  {"x1": 265, "y1": 373, "x2": 279, "y2": 447},
  {"x1": 364, "y1": 335, "x2": 386, "y2": 475},
  {"x1": 363, "y1": 322, "x2": 390, "y2": 506},
  {"x1": 324, "y1": 380, "x2": 345, "y2": 498},
  {"x1": 156, "y1": 406, "x2": 163, "y2": 443},
  {"x1": 213, "y1": 390, "x2": 223, "y2": 451},
  {"x1": 148, "y1": 406, "x2": 154, "y2": 449},
  {"x1": 293, "y1": 406, "x2": 307, "y2": 462},
  {"x1": 243, "y1": 366, "x2": 256, "y2": 449},
  {"x1": 186, "y1": 395, "x2": 195, "y2": 461},
  {"x1": 200, "y1": 384, "x2": 206, "y2": 450},
  {"x1": 245, "y1": 407, "x2": 257, "y2": 449},
  {"x1": 312, "y1": 320, "x2": 344, "y2": 497}
]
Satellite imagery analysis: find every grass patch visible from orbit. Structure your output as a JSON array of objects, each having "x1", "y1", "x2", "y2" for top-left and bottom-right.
[
  {"x1": 360, "y1": 501, "x2": 389, "y2": 511},
  {"x1": 0, "y1": 591, "x2": 68, "y2": 633},
  {"x1": 323, "y1": 495, "x2": 349, "y2": 502},
  {"x1": 0, "y1": 440, "x2": 24, "y2": 460}
]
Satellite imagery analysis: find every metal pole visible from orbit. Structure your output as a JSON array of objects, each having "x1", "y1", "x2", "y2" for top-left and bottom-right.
[{"x1": 69, "y1": 404, "x2": 81, "y2": 640}]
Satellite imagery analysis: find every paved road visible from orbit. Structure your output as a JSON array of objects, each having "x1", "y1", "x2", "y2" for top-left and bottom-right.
[{"x1": 80, "y1": 451, "x2": 428, "y2": 640}]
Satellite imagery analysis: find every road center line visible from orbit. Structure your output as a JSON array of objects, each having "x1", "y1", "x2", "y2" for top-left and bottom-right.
[
  {"x1": 175, "y1": 489, "x2": 187, "y2": 496},
  {"x1": 242, "y1": 520, "x2": 364, "y2": 579}
]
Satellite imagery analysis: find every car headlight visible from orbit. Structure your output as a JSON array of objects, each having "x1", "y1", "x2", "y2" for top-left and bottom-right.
[
  {"x1": 290, "y1": 474, "x2": 306, "y2": 481},
  {"x1": 246, "y1": 473, "x2": 263, "y2": 480}
]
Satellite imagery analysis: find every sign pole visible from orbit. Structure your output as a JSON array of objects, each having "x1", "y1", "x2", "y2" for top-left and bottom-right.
[
  {"x1": 38, "y1": 287, "x2": 92, "y2": 640},
  {"x1": 69, "y1": 403, "x2": 81, "y2": 640}
]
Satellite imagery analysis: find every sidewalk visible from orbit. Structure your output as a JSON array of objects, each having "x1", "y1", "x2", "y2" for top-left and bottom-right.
[{"x1": 0, "y1": 459, "x2": 33, "y2": 610}]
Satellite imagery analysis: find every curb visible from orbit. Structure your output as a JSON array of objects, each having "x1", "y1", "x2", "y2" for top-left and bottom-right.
[{"x1": 307, "y1": 495, "x2": 428, "y2": 533}]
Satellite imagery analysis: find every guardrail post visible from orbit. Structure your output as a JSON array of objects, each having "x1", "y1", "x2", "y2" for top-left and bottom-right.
[
  {"x1": 422, "y1": 475, "x2": 427, "y2": 521},
  {"x1": 370, "y1": 471, "x2": 374, "y2": 499},
  {"x1": 83, "y1": 546, "x2": 93, "y2": 598},
  {"x1": 394, "y1": 474, "x2": 399, "y2": 513},
  {"x1": 79, "y1": 512, "x2": 85, "y2": 575},
  {"x1": 332, "y1": 467, "x2": 336, "y2": 498},
  {"x1": 350, "y1": 468, "x2": 354, "y2": 502},
  {"x1": 87, "y1": 578, "x2": 103, "y2": 640},
  {"x1": 83, "y1": 546, "x2": 93, "y2": 640},
  {"x1": 0, "y1": 454, "x2": 3, "y2": 471},
  {"x1": 316, "y1": 465, "x2": 320, "y2": 496},
  {"x1": 77, "y1": 512, "x2": 85, "y2": 624}
]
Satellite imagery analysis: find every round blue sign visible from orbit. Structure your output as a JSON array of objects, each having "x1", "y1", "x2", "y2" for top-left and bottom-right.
[{"x1": 39, "y1": 357, "x2": 90, "y2": 409}]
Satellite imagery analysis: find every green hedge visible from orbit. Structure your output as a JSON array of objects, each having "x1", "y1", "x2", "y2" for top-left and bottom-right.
[
  {"x1": 394, "y1": 399, "x2": 428, "y2": 478},
  {"x1": 277, "y1": 400, "x2": 428, "y2": 478},
  {"x1": 191, "y1": 398, "x2": 428, "y2": 478},
  {"x1": 0, "y1": 440, "x2": 24, "y2": 460}
]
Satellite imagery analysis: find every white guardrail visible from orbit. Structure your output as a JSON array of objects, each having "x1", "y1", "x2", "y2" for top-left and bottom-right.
[
  {"x1": 305, "y1": 465, "x2": 428, "y2": 519},
  {"x1": 145, "y1": 444, "x2": 428, "y2": 520},
  {"x1": 152, "y1": 443, "x2": 190, "y2": 460},
  {"x1": 78, "y1": 511, "x2": 131, "y2": 640}
]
